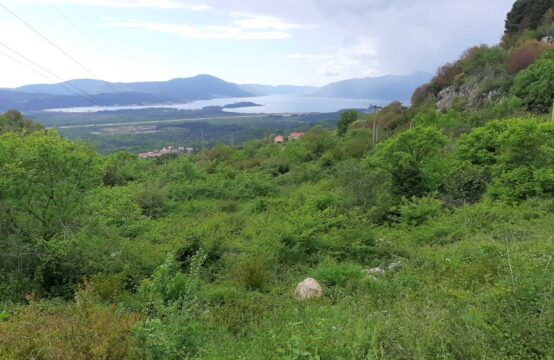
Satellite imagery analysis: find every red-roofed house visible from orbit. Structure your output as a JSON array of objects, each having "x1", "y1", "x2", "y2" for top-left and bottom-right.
[
  {"x1": 288, "y1": 132, "x2": 305, "y2": 141},
  {"x1": 274, "y1": 135, "x2": 285, "y2": 144}
]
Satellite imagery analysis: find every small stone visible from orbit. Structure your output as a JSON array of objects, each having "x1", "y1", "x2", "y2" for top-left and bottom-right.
[
  {"x1": 364, "y1": 267, "x2": 385, "y2": 276},
  {"x1": 295, "y1": 278, "x2": 322, "y2": 300},
  {"x1": 387, "y1": 261, "x2": 401, "y2": 272}
]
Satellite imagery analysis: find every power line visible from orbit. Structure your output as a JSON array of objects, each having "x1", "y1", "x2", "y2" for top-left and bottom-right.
[
  {"x1": 49, "y1": 2, "x2": 133, "y2": 81},
  {"x1": 0, "y1": 47, "x2": 55, "y2": 85},
  {"x1": 0, "y1": 2, "x2": 105, "y2": 81},
  {"x1": 0, "y1": 46, "x2": 102, "y2": 107},
  {"x1": 0, "y1": 40, "x2": 106, "y2": 106},
  {"x1": 0, "y1": 2, "x2": 135, "y2": 105}
]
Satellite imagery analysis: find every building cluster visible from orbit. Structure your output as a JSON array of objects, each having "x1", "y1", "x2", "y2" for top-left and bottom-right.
[
  {"x1": 274, "y1": 132, "x2": 305, "y2": 144},
  {"x1": 138, "y1": 146, "x2": 191, "y2": 159}
]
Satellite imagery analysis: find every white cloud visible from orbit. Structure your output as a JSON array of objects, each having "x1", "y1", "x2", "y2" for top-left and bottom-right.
[
  {"x1": 14, "y1": 0, "x2": 211, "y2": 10},
  {"x1": 288, "y1": 37, "x2": 381, "y2": 80},
  {"x1": 0, "y1": 0, "x2": 517, "y2": 86},
  {"x1": 106, "y1": 13, "x2": 308, "y2": 41},
  {"x1": 230, "y1": 12, "x2": 312, "y2": 31}
]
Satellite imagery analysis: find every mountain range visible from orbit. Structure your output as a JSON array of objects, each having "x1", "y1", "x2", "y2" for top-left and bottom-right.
[
  {"x1": 0, "y1": 73, "x2": 432, "y2": 112},
  {"x1": 308, "y1": 72, "x2": 433, "y2": 100}
]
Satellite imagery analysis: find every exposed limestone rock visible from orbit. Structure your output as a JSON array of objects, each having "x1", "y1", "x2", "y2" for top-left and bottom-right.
[
  {"x1": 387, "y1": 261, "x2": 402, "y2": 272},
  {"x1": 364, "y1": 262, "x2": 402, "y2": 279},
  {"x1": 364, "y1": 267, "x2": 385, "y2": 276},
  {"x1": 295, "y1": 278, "x2": 322, "y2": 300},
  {"x1": 436, "y1": 84, "x2": 503, "y2": 111}
]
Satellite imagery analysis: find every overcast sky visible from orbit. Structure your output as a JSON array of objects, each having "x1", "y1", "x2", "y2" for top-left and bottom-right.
[{"x1": 0, "y1": 0, "x2": 515, "y2": 87}]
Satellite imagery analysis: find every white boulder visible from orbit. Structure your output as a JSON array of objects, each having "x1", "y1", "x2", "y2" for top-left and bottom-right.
[{"x1": 295, "y1": 278, "x2": 322, "y2": 300}]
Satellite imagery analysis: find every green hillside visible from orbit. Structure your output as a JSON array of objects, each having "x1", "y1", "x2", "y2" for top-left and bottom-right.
[
  {"x1": 0, "y1": 1, "x2": 553, "y2": 359},
  {"x1": 412, "y1": 0, "x2": 553, "y2": 114}
]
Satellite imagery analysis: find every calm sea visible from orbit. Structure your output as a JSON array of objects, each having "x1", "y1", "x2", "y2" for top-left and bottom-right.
[{"x1": 46, "y1": 95, "x2": 395, "y2": 114}]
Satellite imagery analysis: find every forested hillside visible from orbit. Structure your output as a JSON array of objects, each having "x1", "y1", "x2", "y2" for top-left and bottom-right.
[
  {"x1": 0, "y1": 1, "x2": 553, "y2": 359},
  {"x1": 412, "y1": 0, "x2": 554, "y2": 113}
]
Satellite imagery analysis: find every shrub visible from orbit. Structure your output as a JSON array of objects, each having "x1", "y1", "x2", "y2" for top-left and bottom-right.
[
  {"x1": 336, "y1": 109, "x2": 358, "y2": 137},
  {"x1": 134, "y1": 182, "x2": 168, "y2": 218},
  {"x1": 134, "y1": 252, "x2": 206, "y2": 359},
  {"x1": 0, "y1": 110, "x2": 43, "y2": 133},
  {"x1": 506, "y1": 40, "x2": 554, "y2": 74},
  {"x1": 200, "y1": 284, "x2": 239, "y2": 305},
  {"x1": 311, "y1": 262, "x2": 363, "y2": 287},
  {"x1": 0, "y1": 284, "x2": 139, "y2": 359},
  {"x1": 371, "y1": 127, "x2": 449, "y2": 198},
  {"x1": 511, "y1": 50, "x2": 554, "y2": 113},
  {"x1": 458, "y1": 119, "x2": 554, "y2": 201},
  {"x1": 302, "y1": 126, "x2": 337, "y2": 158},
  {"x1": 411, "y1": 84, "x2": 432, "y2": 107},
  {"x1": 505, "y1": 0, "x2": 554, "y2": 34},
  {"x1": 429, "y1": 63, "x2": 461, "y2": 94},
  {"x1": 103, "y1": 151, "x2": 139, "y2": 186},
  {"x1": 396, "y1": 196, "x2": 444, "y2": 226},
  {"x1": 374, "y1": 101, "x2": 410, "y2": 131},
  {"x1": 442, "y1": 161, "x2": 491, "y2": 205},
  {"x1": 233, "y1": 257, "x2": 272, "y2": 291},
  {"x1": 458, "y1": 45, "x2": 507, "y2": 74},
  {"x1": 335, "y1": 159, "x2": 392, "y2": 210}
]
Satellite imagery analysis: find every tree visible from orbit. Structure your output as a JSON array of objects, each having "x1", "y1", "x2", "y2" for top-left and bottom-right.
[
  {"x1": 336, "y1": 110, "x2": 358, "y2": 137},
  {"x1": 504, "y1": 0, "x2": 554, "y2": 34},
  {"x1": 511, "y1": 50, "x2": 554, "y2": 113},
  {"x1": 0, "y1": 130, "x2": 102, "y2": 241},
  {"x1": 0, "y1": 110, "x2": 43, "y2": 134},
  {"x1": 371, "y1": 127, "x2": 449, "y2": 198},
  {"x1": 458, "y1": 119, "x2": 554, "y2": 201},
  {"x1": 506, "y1": 40, "x2": 553, "y2": 74}
]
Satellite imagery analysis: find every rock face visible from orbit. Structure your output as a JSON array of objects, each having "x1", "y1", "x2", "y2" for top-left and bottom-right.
[
  {"x1": 295, "y1": 278, "x2": 322, "y2": 300},
  {"x1": 436, "y1": 84, "x2": 502, "y2": 112},
  {"x1": 363, "y1": 261, "x2": 402, "y2": 279}
]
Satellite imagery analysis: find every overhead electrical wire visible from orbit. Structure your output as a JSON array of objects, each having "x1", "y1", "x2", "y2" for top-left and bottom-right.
[
  {"x1": 0, "y1": 2, "x2": 106, "y2": 81},
  {"x1": 49, "y1": 2, "x2": 133, "y2": 81},
  {"x1": 0, "y1": 2, "x2": 136, "y2": 105},
  {"x1": 0, "y1": 47, "x2": 55, "y2": 85},
  {"x1": 0, "y1": 40, "x2": 107, "y2": 106}
]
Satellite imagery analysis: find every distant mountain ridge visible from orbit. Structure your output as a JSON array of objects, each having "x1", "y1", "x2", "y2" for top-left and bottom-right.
[
  {"x1": 307, "y1": 72, "x2": 433, "y2": 101},
  {"x1": 1, "y1": 75, "x2": 254, "y2": 111},
  {"x1": 15, "y1": 74, "x2": 252, "y2": 99},
  {"x1": 1, "y1": 72, "x2": 432, "y2": 112},
  {"x1": 239, "y1": 84, "x2": 317, "y2": 96}
]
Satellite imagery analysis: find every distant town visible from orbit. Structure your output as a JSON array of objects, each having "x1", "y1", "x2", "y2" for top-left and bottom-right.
[{"x1": 138, "y1": 146, "x2": 193, "y2": 159}]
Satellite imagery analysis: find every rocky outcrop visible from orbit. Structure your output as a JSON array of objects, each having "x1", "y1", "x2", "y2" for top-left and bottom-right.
[
  {"x1": 436, "y1": 84, "x2": 503, "y2": 111},
  {"x1": 364, "y1": 267, "x2": 385, "y2": 276},
  {"x1": 542, "y1": 36, "x2": 554, "y2": 45},
  {"x1": 295, "y1": 278, "x2": 322, "y2": 300},
  {"x1": 363, "y1": 261, "x2": 402, "y2": 279}
]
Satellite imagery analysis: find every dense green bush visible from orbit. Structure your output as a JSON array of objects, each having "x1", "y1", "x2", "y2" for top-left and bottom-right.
[
  {"x1": 336, "y1": 109, "x2": 358, "y2": 137},
  {"x1": 511, "y1": 50, "x2": 554, "y2": 113},
  {"x1": 371, "y1": 126, "x2": 449, "y2": 198},
  {"x1": 459, "y1": 119, "x2": 554, "y2": 201},
  {"x1": 233, "y1": 257, "x2": 273, "y2": 291}
]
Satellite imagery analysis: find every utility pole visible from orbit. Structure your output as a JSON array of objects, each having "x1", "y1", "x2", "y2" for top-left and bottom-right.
[
  {"x1": 372, "y1": 111, "x2": 377, "y2": 145},
  {"x1": 551, "y1": 98, "x2": 554, "y2": 121}
]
